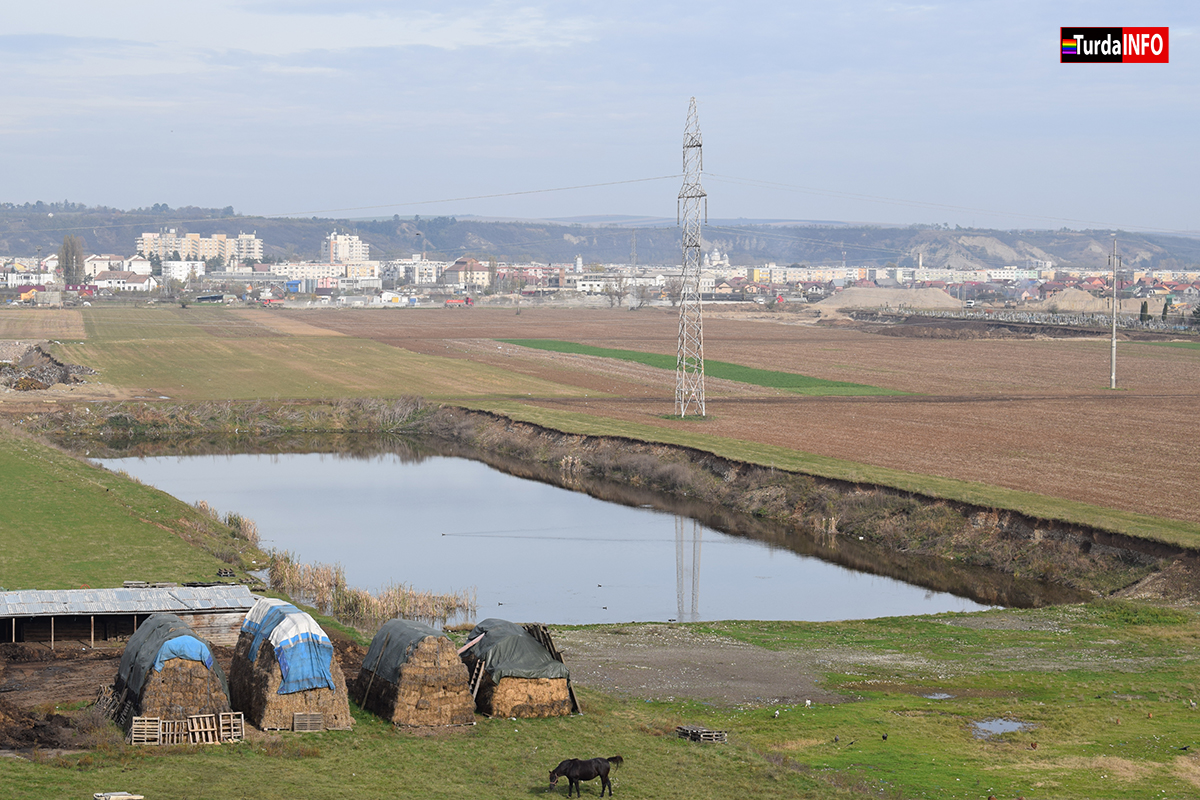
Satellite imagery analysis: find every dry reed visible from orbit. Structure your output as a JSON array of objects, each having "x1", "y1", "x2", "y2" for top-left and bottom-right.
[{"x1": 268, "y1": 551, "x2": 476, "y2": 627}]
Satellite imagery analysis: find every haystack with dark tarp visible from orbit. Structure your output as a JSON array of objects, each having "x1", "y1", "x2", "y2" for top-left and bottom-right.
[
  {"x1": 111, "y1": 613, "x2": 230, "y2": 725},
  {"x1": 352, "y1": 618, "x2": 474, "y2": 727},
  {"x1": 460, "y1": 618, "x2": 571, "y2": 718},
  {"x1": 228, "y1": 598, "x2": 352, "y2": 731}
]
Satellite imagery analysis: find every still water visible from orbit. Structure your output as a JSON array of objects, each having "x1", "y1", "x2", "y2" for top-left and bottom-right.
[{"x1": 102, "y1": 452, "x2": 992, "y2": 624}]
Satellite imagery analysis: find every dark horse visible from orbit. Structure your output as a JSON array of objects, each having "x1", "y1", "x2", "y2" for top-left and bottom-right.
[{"x1": 548, "y1": 756, "x2": 623, "y2": 797}]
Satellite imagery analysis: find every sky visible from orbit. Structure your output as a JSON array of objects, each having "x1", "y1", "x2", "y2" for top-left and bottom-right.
[{"x1": 2, "y1": 1, "x2": 1196, "y2": 231}]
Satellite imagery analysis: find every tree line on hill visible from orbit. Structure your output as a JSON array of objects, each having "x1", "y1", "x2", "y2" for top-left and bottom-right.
[{"x1": 2, "y1": 202, "x2": 1200, "y2": 271}]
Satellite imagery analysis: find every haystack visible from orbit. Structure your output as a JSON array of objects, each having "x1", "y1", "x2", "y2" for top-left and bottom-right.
[
  {"x1": 460, "y1": 618, "x2": 571, "y2": 718},
  {"x1": 352, "y1": 618, "x2": 474, "y2": 727},
  {"x1": 111, "y1": 613, "x2": 230, "y2": 725},
  {"x1": 228, "y1": 598, "x2": 352, "y2": 731}
]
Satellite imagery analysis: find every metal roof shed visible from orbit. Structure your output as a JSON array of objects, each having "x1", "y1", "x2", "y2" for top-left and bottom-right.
[{"x1": 0, "y1": 585, "x2": 258, "y2": 649}]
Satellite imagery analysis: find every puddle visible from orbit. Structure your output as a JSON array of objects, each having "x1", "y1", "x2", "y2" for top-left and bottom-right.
[
  {"x1": 972, "y1": 718, "x2": 1028, "y2": 738},
  {"x1": 923, "y1": 692, "x2": 953, "y2": 700}
]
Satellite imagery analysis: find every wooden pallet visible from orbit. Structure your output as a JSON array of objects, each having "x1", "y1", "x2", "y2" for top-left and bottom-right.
[
  {"x1": 293, "y1": 712, "x2": 323, "y2": 732},
  {"x1": 188, "y1": 714, "x2": 218, "y2": 744},
  {"x1": 128, "y1": 716, "x2": 161, "y2": 746},
  {"x1": 676, "y1": 724, "x2": 728, "y2": 743},
  {"x1": 161, "y1": 719, "x2": 188, "y2": 745},
  {"x1": 219, "y1": 712, "x2": 244, "y2": 742},
  {"x1": 93, "y1": 685, "x2": 116, "y2": 719}
]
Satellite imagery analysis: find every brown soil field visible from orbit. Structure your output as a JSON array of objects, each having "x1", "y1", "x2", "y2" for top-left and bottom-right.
[{"x1": 302, "y1": 307, "x2": 1200, "y2": 524}]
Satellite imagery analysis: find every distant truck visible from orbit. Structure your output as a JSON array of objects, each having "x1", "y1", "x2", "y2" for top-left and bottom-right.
[
  {"x1": 444, "y1": 297, "x2": 474, "y2": 308},
  {"x1": 964, "y1": 300, "x2": 976, "y2": 308}
]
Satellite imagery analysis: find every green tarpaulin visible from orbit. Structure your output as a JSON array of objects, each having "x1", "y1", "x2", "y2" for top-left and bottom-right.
[{"x1": 464, "y1": 618, "x2": 570, "y2": 681}]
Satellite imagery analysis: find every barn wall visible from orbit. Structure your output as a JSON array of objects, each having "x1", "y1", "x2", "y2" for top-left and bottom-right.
[
  {"x1": 177, "y1": 611, "x2": 246, "y2": 647},
  {"x1": 2, "y1": 610, "x2": 247, "y2": 646}
]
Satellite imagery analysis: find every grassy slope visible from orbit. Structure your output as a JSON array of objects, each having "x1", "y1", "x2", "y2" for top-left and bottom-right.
[
  {"x1": 499, "y1": 338, "x2": 905, "y2": 395},
  {"x1": 0, "y1": 428, "x2": 246, "y2": 589}
]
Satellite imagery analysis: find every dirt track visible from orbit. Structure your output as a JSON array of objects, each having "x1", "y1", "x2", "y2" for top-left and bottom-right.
[{"x1": 302, "y1": 307, "x2": 1200, "y2": 524}]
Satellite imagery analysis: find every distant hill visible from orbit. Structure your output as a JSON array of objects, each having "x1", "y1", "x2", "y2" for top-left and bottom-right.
[{"x1": 1, "y1": 202, "x2": 1197, "y2": 270}]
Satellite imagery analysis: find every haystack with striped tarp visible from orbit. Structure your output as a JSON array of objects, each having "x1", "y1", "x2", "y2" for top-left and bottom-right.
[
  {"x1": 111, "y1": 613, "x2": 230, "y2": 726},
  {"x1": 228, "y1": 598, "x2": 352, "y2": 731},
  {"x1": 459, "y1": 618, "x2": 571, "y2": 718},
  {"x1": 352, "y1": 618, "x2": 474, "y2": 727}
]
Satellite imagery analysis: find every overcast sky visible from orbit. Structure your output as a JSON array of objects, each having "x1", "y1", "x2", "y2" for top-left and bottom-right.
[{"x1": 2, "y1": 1, "x2": 1195, "y2": 230}]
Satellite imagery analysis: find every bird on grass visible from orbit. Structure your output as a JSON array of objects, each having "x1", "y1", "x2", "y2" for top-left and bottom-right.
[
  {"x1": 882, "y1": 733, "x2": 888, "y2": 741},
  {"x1": 773, "y1": 710, "x2": 779, "y2": 718}
]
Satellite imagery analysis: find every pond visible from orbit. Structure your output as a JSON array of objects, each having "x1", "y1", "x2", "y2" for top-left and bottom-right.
[{"x1": 101, "y1": 451, "x2": 995, "y2": 625}]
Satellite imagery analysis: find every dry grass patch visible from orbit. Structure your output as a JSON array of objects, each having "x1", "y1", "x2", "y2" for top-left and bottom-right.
[
  {"x1": 0, "y1": 308, "x2": 86, "y2": 339},
  {"x1": 1172, "y1": 752, "x2": 1200, "y2": 788},
  {"x1": 1013, "y1": 755, "x2": 1156, "y2": 782},
  {"x1": 777, "y1": 737, "x2": 827, "y2": 751}
]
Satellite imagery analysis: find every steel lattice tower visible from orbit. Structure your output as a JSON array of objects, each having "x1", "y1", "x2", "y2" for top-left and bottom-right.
[{"x1": 676, "y1": 97, "x2": 707, "y2": 417}]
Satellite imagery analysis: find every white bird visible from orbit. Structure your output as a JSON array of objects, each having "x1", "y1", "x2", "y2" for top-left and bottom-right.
[
  {"x1": 773, "y1": 710, "x2": 779, "y2": 718},
  {"x1": 805, "y1": 699, "x2": 812, "y2": 708}
]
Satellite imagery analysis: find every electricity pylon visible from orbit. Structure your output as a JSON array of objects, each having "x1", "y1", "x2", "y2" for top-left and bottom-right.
[{"x1": 676, "y1": 98, "x2": 707, "y2": 417}]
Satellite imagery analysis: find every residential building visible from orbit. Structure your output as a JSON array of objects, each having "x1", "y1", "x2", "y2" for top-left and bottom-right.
[
  {"x1": 327, "y1": 231, "x2": 370, "y2": 263},
  {"x1": 93, "y1": 271, "x2": 159, "y2": 292}
]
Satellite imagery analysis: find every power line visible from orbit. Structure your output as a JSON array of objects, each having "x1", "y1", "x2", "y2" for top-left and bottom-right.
[{"x1": 705, "y1": 173, "x2": 1198, "y2": 236}]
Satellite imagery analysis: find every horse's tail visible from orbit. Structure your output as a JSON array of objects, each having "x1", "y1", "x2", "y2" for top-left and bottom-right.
[{"x1": 606, "y1": 756, "x2": 624, "y2": 770}]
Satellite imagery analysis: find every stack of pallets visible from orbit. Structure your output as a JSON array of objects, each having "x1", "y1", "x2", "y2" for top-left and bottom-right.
[{"x1": 676, "y1": 724, "x2": 728, "y2": 743}]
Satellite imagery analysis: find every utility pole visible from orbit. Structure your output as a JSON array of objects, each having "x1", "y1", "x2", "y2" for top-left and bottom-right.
[
  {"x1": 1110, "y1": 235, "x2": 1120, "y2": 390},
  {"x1": 630, "y1": 230, "x2": 637, "y2": 269},
  {"x1": 676, "y1": 97, "x2": 707, "y2": 417}
]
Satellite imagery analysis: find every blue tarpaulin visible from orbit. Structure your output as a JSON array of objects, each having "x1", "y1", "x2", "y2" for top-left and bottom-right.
[
  {"x1": 241, "y1": 599, "x2": 336, "y2": 694},
  {"x1": 153, "y1": 635, "x2": 214, "y2": 673}
]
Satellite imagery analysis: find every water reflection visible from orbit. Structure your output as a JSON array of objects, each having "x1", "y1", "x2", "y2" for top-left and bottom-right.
[
  {"x1": 99, "y1": 451, "x2": 1001, "y2": 624},
  {"x1": 676, "y1": 517, "x2": 701, "y2": 623}
]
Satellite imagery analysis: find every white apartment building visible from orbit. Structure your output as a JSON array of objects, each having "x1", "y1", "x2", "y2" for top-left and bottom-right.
[
  {"x1": 93, "y1": 271, "x2": 159, "y2": 292},
  {"x1": 344, "y1": 261, "x2": 380, "y2": 279},
  {"x1": 273, "y1": 262, "x2": 345, "y2": 281},
  {"x1": 327, "y1": 231, "x2": 370, "y2": 263},
  {"x1": 162, "y1": 261, "x2": 206, "y2": 282},
  {"x1": 138, "y1": 230, "x2": 263, "y2": 265}
]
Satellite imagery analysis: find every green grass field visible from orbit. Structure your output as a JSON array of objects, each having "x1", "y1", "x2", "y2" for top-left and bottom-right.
[
  {"x1": 52, "y1": 308, "x2": 574, "y2": 402},
  {"x1": 499, "y1": 338, "x2": 905, "y2": 395},
  {"x1": 2, "y1": 597, "x2": 1197, "y2": 799},
  {"x1": 0, "y1": 426, "x2": 252, "y2": 589}
]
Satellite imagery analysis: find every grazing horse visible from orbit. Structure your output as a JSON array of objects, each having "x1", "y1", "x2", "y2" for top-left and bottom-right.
[{"x1": 548, "y1": 756, "x2": 623, "y2": 797}]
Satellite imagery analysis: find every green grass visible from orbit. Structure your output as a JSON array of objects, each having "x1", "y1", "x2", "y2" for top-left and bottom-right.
[
  {"x1": 498, "y1": 339, "x2": 905, "y2": 396},
  {"x1": 4, "y1": 605, "x2": 1198, "y2": 799},
  {"x1": 458, "y1": 399, "x2": 1200, "y2": 550},
  {"x1": 0, "y1": 427, "x2": 255, "y2": 589},
  {"x1": 1141, "y1": 340, "x2": 1200, "y2": 351}
]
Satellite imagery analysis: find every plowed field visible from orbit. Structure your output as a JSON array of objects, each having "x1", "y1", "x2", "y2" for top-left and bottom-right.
[{"x1": 306, "y1": 307, "x2": 1200, "y2": 524}]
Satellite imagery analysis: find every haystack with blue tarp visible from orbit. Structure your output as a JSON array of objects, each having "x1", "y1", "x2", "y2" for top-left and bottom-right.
[
  {"x1": 353, "y1": 618, "x2": 474, "y2": 727},
  {"x1": 111, "y1": 613, "x2": 230, "y2": 725},
  {"x1": 228, "y1": 598, "x2": 352, "y2": 731}
]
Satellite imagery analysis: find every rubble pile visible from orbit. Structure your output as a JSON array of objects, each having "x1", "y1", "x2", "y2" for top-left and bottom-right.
[{"x1": 0, "y1": 344, "x2": 96, "y2": 391}]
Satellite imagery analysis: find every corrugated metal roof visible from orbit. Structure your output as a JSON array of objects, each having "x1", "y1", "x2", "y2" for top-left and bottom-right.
[{"x1": 0, "y1": 585, "x2": 257, "y2": 618}]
